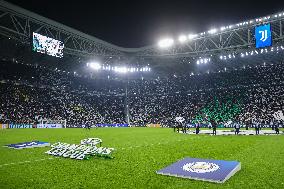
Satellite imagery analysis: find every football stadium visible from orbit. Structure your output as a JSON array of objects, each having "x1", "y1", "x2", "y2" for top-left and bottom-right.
[{"x1": 1, "y1": 0, "x2": 284, "y2": 188}]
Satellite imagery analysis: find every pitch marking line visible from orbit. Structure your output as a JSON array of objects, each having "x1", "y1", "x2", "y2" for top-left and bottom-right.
[{"x1": 0, "y1": 157, "x2": 56, "y2": 168}]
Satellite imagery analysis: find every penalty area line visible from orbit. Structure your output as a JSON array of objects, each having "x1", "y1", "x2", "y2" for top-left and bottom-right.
[{"x1": 0, "y1": 157, "x2": 57, "y2": 168}]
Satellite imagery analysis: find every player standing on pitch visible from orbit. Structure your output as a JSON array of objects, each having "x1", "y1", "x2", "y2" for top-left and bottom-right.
[
  {"x1": 234, "y1": 120, "x2": 240, "y2": 135},
  {"x1": 84, "y1": 122, "x2": 91, "y2": 130},
  {"x1": 211, "y1": 120, "x2": 217, "y2": 135},
  {"x1": 175, "y1": 115, "x2": 185, "y2": 133}
]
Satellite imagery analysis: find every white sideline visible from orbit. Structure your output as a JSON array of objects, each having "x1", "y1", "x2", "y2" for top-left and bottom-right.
[{"x1": 0, "y1": 157, "x2": 56, "y2": 168}]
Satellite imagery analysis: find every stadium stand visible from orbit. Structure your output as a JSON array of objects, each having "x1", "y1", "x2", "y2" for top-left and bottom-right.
[{"x1": 0, "y1": 59, "x2": 283, "y2": 127}]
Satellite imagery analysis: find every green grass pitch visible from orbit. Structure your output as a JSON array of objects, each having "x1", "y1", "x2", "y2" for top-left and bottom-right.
[{"x1": 1, "y1": 128, "x2": 284, "y2": 189}]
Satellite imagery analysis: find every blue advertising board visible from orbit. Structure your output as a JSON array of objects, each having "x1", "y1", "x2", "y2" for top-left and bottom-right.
[
  {"x1": 157, "y1": 157, "x2": 241, "y2": 183},
  {"x1": 255, "y1": 24, "x2": 272, "y2": 48},
  {"x1": 96, "y1": 124, "x2": 129, "y2": 127},
  {"x1": 9, "y1": 124, "x2": 33, "y2": 129},
  {"x1": 37, "y1": 124, "x2": 62, "y2": 128},
  {"x1": 4, "y1": 141, "x2": 50, "y2": 149}
]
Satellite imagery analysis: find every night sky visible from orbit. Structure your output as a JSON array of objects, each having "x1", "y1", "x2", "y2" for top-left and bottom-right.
[{"x1": 5, "y1": 0, "x2": 284, "y2": 48}]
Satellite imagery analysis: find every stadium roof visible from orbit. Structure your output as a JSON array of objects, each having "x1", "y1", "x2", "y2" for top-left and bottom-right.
[{"x1": 0, "y1": 0, "x2": 284, "y2": 76}]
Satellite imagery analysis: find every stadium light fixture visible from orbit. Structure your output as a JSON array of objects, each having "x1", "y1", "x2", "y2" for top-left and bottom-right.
[
  {"x1": 116, "y1": 67, "x2": 128, "y2": 73},
  {"x1": 188, "y1": 34, "x2": 198, "y2": 40},
  {"x1": 158, "y1": 38, "x2": 174, "y2": 48},
  {"x1": 197, "y1": 58, "x2": 211, "y2": 65},
  {"x1": 178, "y1": 35, "x2": 187, "y2": 43},
  {"x1": 208, "y1": 29, "x2": 217, "y2": 34},
  {"x1": 88, "y1": 62, "x2": 101, "y2": 70}
]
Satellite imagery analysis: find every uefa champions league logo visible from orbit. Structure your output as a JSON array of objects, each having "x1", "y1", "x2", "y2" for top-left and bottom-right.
[
  {"x1": 45, "y1": 138, "x2": 114, "y2": 160},
  {"x1": 183, "y1": 162, "x2": 220, "y2": 173}
]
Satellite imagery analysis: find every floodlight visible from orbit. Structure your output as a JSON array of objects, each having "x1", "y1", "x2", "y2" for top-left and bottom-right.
[
  {"x1": 178, "y1": 35, "x2": 187, "y2": 43},
  {"x1": 88, "y1": 62, "x2": 101, "y2": 70},
  {"x1": 120, "y1": 67, "x2": 127, "y2": 73},
  {"x1": 188, "y1": 34, "x2": 197, "y2": 40},
  {"x1": 158, "y1": 38, "x2": 174, "y2": 48},
  {"x1": 208, "y1": 29, "x2": 217, "y2": 34},
  {"x1": 260, "y1": 49, "x2": 264, "y2": 53}
]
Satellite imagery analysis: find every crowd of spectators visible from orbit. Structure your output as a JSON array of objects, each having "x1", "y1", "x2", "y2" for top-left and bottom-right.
[{"x1": 0, "y1": 59, "x2": 283, "y2": 126}]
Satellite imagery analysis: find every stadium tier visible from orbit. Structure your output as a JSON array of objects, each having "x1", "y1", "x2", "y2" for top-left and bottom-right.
[{"x1": 0, "y1": 59, "x2": 283, "y2": 127}]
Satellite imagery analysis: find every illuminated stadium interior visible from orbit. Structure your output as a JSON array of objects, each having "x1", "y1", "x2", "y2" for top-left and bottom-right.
[{"x1": 0, "y1": 0, "x2": 284, "y2": 188}]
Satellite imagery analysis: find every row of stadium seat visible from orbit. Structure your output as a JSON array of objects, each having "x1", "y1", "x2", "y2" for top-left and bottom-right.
[{"x1": 0, "y1": 59, "x2": 283, "y2": 126}]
